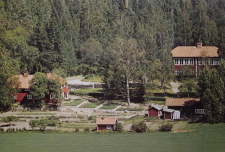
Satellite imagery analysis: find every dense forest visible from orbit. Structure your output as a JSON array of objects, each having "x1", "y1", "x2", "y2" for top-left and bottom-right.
[
  {"x1": 1, "y1": 0, "x2": 225, "y2": 108},
  {"x1": 1, "y1": 0, "x2": 225, "y2": 75}
]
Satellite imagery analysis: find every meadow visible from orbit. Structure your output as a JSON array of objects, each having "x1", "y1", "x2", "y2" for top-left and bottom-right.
[{"x1": 0, "y1": 123, "x2": 224, "y2": 152}]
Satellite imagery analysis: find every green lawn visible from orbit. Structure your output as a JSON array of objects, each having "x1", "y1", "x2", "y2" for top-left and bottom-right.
[
  {"x1": 100, "y1": 103, "x2": 119, "y2": 109},
  {"x1": 117, "y1": 107, "x2": 144, "y2": 111},
  {"x1": 81, "y1": 76, "x2": 102, "y2": 83},
  {"x1": 63, "y1": 100, "x2": 84, "y2": 106},
  {"x1": 0, "y1": 123, "x2": 225, "y2": 152},
  {"x1": 79, "y1": 102, "x2": 100, "y2": 108},
  {"x1": 17, "y1": 113, "x2": 57, "y2": 116}
]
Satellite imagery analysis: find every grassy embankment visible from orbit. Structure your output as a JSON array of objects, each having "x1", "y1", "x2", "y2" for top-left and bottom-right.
[{"x1": 0, "y1": 123, "x2": 224, "y2": 152}]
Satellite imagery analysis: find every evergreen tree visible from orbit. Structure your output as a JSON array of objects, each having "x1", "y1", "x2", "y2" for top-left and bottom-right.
[{"x1": 198, "y1": 67, "x2": 225, "y2": 123}]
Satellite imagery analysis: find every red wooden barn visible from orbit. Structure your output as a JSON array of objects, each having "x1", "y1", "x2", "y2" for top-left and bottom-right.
[{"x1": 96, "y1": 117, "x2": 118, "y2": 131}]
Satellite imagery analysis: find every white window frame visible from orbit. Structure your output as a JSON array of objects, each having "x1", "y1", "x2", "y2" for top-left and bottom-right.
[
  {"x1": 209, "y1": 59, "x2": 214, "y2": 65},
  {"x1": 174, "y1": 59, "x2": 179, "y2": 65},
  {"x1": 184, "y1": 59, "x2": 189, "y2": 65},
  {"x1": 214, "y1": 58, "x2": 219, "y2": 65},
  {"x1": 24, "y1": 88, "x2": 29, "y2": 91},
  {"x1": 106, "y1": 125, "x2": 112, "y2": 130},
  {"x1": 195, "y1": 109, "x2": 204, "y2": 114},
  {"x1": 27, "y1": 94, "x2": 32, "y2": 99},
  {"x1": 190, "y1": 58, "x2": 194, "y2": 65},
  {"x1": 175, "y1": 69, "x2": 179, "y2": 75},
  {"x1": 50, "y1": 95, "x2": 53, "y2": 99},
  {"x1": 13, "y1": 95, "x2": 17, "y2": 99},
  {"x1": 180, "y1": 59, "x2": 184, "y2": 65},
  {"x1": 198, "y1": 58, "x2": 202, "y2": 65}
]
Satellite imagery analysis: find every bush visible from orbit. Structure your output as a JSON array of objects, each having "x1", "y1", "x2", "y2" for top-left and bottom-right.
[
  {"x1": 75, "y1": 128, "x2": 79, "y2": 132},
  {"x1": 131, "y1": 122, "x2": 147, "y2": 133},
  {"x1": 0, "y1": 128, "x2": 4, "y2": 132},
  {"x1": 84, "y1": 127, "x2": 90, "y2": 132},
  {"x1": 6, "y1": 128, "x2": 15, "y2": 133},
  {"x1": 159, "y1": 123, "x2": 173, "y2": 132},
  {"x1": 37, "y1": 119, "x2": 48, "y2": 131},
  {"x1": 29, "y1": 120, "x2": 38, "y2": 129},
  {"x1": 114, "y1": 122, "x2": 123, "y2": 132},
  {"x1": 88, "y1": 116, "x2": 93, "y2": 120},
  {"x1": 1, "y1": 116, "x2": 19, "y2": 125}
]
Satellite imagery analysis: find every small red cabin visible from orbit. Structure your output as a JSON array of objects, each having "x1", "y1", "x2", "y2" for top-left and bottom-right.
[
  {"x1": 148, "y1": 104, "x2": 163, "y2": 117},
  {"x1": 96, "y1": 117, "x2": 118, "y2": 131}
]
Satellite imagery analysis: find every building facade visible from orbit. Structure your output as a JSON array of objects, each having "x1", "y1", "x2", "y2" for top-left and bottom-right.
[{"x1": 171, "y1": 42, "x2": 219, "y2": 77}]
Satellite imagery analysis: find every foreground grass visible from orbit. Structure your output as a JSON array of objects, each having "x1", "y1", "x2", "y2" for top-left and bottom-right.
[{"x1": 0, "y1": 123, "x2": 224, "y2": 152}]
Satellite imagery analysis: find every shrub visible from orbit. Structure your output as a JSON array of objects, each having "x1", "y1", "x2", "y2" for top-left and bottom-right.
[
  {"x1": 37, "y1": 118, "x2": 48, "y2": 131},
  {"x1": 0, "y1": 128, "x2": 4, "y2": 132},
  {"x1": 6, "y1": 128, "x2": 15, "y2": 133},
  {"x1": 131, "y1": 122, "x2": 147, "y2": 133},
  {"x1": 1, "y1": 116, "x2": 19, "y2": 125},
  {"x1": 75, "y1": 128, "x2": 79, "y2": 132},
  {"x1": 84, "y1": 127, "x2": 90, "y2": 132},
  {"x1": 114, "y1": 122, "x2": 123, "y2": 132},
  {"x1": 29, "y1": 120, "x2": 38, "y2": 129},
  {"x1": 159, "y1": 123, "x2": 173, "y2": 132},
  {"x1": 88, "y1": 116, "x2": 93, "y2": 120}
]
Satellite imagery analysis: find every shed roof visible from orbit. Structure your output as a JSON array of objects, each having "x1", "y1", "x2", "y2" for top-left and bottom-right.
[
  {"x1": 96, "y1": 117, "x2": 117, "y2": 125},
  {"x1": 171, "y1": 46, "x2": 218, "y2": 57},
  {"x1": 166, "y1": 98, "x2": 200, "y2": 107},
  {"x1": 149, "y1": 104, "x2": 163, "y2": 110}
]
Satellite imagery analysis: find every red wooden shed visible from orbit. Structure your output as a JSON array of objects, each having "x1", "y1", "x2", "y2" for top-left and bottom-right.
[
  {"x1": 96, "y1": 117, "x2": 118, "y2": 131},
  {"x1": 148, "y1": 104, "x2": 163, "y2": 117}
]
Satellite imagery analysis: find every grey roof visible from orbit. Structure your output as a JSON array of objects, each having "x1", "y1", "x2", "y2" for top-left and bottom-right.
[{"x1": 150, "y1": 104, "x2": 163, "y2": 110}]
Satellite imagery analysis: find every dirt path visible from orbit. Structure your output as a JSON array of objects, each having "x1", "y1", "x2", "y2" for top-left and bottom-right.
[
  {"x1": 170, "y1": 82, "x2": 181, "y2": 94},
  {"x1": 66, "y1": 76, "x2": 102, "y2": 85}
]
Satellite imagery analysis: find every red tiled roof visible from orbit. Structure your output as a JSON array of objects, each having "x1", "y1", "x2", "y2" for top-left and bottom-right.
[
  {"x1": 96, "y1": 117, "x2": 117, "y2": 125},
  {"x1": 171, "y1": 46, "x2": 218, "y2": 57},
  {"x1": 15, "y1": 93, "x2": 27, "y2": 102},
  {"x1": 166, "y1": 98, "x2": 200, "y2": 106},
  {"x1": 62, "y1": 87, "x2": 69, "y2": 93}
]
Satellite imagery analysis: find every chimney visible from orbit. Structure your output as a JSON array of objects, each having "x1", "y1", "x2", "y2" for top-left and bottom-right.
[
  {"x1": 196, "y1": 42, "x2": 202, "y2": 48},
  {"x1": 23, "y1": 71, "x2": 29, "y2": 77}
]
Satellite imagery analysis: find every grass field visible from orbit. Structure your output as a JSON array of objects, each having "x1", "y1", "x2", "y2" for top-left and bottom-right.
[
  {"x1": 0, "y1": 123, "x2": 224, "y2": 152},
  {"x1": 17, "y1": 113, "x2": 57, "y2": 116},
  {"x1": 79, "y1": 102, "x2": 101, "y2": 108},
  {"x1": 62, "y1": 100, "x2": 84, "y2": 106}
]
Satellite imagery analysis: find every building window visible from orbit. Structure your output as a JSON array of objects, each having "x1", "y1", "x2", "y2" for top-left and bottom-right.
[
  {"x1": 190, "y1": 58, "x2": 194, "y2": 65},
  {"x1": 198, "y1": 58, "x2": 202, "y2": 65},
  {"x1": 27, "y1": 94, "x2": 32, "y2": 99},
  {"x1": 50, "y1": 95, "x2": 53, "y2": 99},
  {"x1": 180, "y1": 59, "x2": 183, "y2": 65},
  {"x1": 195, "y1": 109, "x2": 204, "y2": 114},
  {"x1": 214, "y1": 58, "x2": 219, "y2": 65},
  {"x1": 175, "y1": 69, "x2": 179, "y2": 75},
  {"x1": 24, "y1": 88, "x2": 29, "y2": 91},
  {"x1": 174, "y1": 59, "x2": 179, "y2": 65},
  {"x1": 210, "y1": 59, "x2": 214, "y2": 65},
  {"x1": 184, "y1": 59, "x2": 189, "y2": 65},
  {"x1": 106, "y1": 125, "x2": 111, "y2": 130}
]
